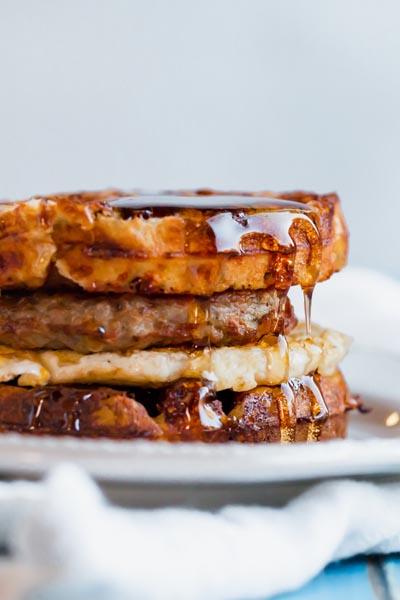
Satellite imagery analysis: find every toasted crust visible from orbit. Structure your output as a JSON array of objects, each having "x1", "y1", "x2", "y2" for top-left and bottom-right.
[
  {"x1": 0, "y1": 371, "x2": 352, "y2": 442},
  {"x1": 227, "y1": 370, "x2": 351, "y2": 442},
  {"x1": 158, "y1": 370, "x2": 351, "y2": 442},
  {"x1": 0, "y1": 384, "x2": 163, "y2": 439},
  {"x1": 0, "y1": 189, "x2": 348, "y2": 294}
]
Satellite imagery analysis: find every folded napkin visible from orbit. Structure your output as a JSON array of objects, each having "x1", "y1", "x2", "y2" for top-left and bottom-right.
[
  {"x1": 2, "y1": 266, "x2": 400, "y2": 600},
  {"x1": 2, "y1": 466, "x2": 400, "y2": 600}
]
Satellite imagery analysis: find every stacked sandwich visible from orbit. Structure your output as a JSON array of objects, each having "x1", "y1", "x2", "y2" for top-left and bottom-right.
[{"x1": 0, "y1": 189, "x2": 355, "y2": 442}]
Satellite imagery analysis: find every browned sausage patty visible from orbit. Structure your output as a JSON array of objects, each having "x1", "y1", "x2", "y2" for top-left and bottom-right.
[{"x1": 0, "y1": 290, "x2": 296, "y2": 352}]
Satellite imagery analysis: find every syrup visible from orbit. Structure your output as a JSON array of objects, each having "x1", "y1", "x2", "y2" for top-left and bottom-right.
[
  {"x1": 204, "y1": 301, "x2": 214, "y2": 381},
  {"x1": 301, "y1": 375, "x2": 329, "y2": 442},
  {"x1": 196, "y1": 299, "x2": 214, "y2": 383},
  {"x1": 198, "y1": 384, "x2": 223, "y2": 429},
  {"x1": 276, "y1": 374, "x2": 329, "y2": 443},
  {"x1": 109, "y1": 194, "x2": 321, "y2": 293},
  {"x1": 205, "y1": 205, "x2": 317, "y2": 384},
  {"x1": 108, "y1": 194, "x2": 317, "y2": 212},
  {"x1": 27, "y1": 389, "x2": 84, "y2": 433},
  {"x1": 279, "y1": 382, "x2": 297, "y2": 443},
  {"x1": 28, "y1": 395, "x2": 45, "y2": 431},
  {"x1": 159, "y1": 379, "x2": 225, "y2": 440},
  {"x1": 275, "y1": 332, "x2": 293, "y2": 440},
  {"x1": 277, "y1": 334, "x2": 290, "y2": 382},
  {"x1": 303, "y1": 287, "x2": 314, "y2": 338},
  {"x1": 206, "y1": 210, "x2": 315, "y2": 253}
]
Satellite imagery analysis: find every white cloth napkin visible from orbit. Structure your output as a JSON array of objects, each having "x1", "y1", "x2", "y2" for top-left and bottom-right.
[
  {"x1": 1, "y1": 266, "x2": 400, "y2": 600},
  {"x1": 2, "y1": 466, "x2": 400, "y2": 600}
]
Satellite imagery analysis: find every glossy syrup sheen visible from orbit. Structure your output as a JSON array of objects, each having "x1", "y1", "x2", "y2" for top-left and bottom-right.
[
  {"x1": 109, "y1": 195, "x2": 320, "y2": 260},
  {"x1": 108, "y1": 194, "x2": 317, "y2": 211},
  {"x1": 0, "y1": 375, "x2": 333, "y2": 442},
  {"x1": 109, "y1": 193, "x2": 321, "y2": 328},
  {"x1": 278, "y1": 375, "x2": 329, "y2": 443}
]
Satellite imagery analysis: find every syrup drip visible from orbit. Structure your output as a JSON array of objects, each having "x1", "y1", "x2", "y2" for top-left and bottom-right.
[
  {"x1": 198, "y1": 384, "x2": 223, "y2": 429},
  {"x1": 28, "y1": 396, "x2": 45, "y2": 431},
  {"x1": 208, "y1": 208, "x2": 301, "y2": 404},
  {"x1": 276, "y1": 375, "x2": 329, "y2": 443},
  {"x1": 303, "y1": 287, "x2": 314, "y2": 338},
  {"x1": 159, "y1": 379, "x2": 225, "y2": 440},
  {"x1": 206, "y1": 207, "x2": 320, "y2": 299},
  {"x1": 301, "y1": 375, "x2": 329, "y2": 442},
  {"x1": 277, "y1": 334, "x2": 290, "y2": 382},
  {"x1": 184, "y1": 218, "x2": 215, "y2": 384},
  {"x1": 279, "y1": 382, "x2": 297, "y2": 443},
  {"x1": 26, "y1": 390, "x2": 85, "y2": 433},
  {"x1": 199, "y1": 299, "x2": 214, "y2": 383},
  {"x1": 274, "y1": 325, "x2": 293, "y2": 441}
]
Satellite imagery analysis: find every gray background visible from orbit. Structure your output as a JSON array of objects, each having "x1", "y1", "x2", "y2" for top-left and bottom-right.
[{"x1": 0, "y1": 0, "x2": 398, "y2": 275}]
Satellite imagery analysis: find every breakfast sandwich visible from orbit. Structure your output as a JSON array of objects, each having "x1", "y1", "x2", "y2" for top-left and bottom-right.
[{"x1": 0, "y1": 189, "x2": 356, "y2": 442}]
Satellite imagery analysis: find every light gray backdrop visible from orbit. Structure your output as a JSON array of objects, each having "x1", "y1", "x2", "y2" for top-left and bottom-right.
[{"x1": 0, "y1": 0, "x2": 398, "y2": 275}]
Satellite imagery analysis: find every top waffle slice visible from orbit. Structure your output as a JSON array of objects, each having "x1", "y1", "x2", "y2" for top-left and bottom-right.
[{"x1": 0, "y1": 189, "x2": 348, "y2": 294}]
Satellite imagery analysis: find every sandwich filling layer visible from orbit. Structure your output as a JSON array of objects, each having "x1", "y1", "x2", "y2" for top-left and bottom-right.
[
  {"x1": 0, "y1": 290, "x2": 296, "y2": 352},
  {"x1": 0, "y1": 324, "x2": 351, "y2": 391}
]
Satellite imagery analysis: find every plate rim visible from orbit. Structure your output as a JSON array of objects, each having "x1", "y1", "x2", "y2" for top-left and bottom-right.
[{"x1": 0, "y1": 433, "x2": 400, "y2": 484}]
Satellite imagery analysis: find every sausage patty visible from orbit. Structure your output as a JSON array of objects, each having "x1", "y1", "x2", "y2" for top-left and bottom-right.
[{"x1": 0, "y1": 290, "x2": 297, "y2": 352}]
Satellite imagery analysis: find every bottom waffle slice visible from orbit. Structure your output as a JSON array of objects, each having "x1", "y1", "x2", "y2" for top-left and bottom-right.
[{"x1": 0, "y1": 370, "x2": 354, "y2": 442}]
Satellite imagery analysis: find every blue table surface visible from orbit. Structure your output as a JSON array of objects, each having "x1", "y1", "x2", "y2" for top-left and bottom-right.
[{"x1": 274, "y1": 555, "x2": 400, "y2": 600}]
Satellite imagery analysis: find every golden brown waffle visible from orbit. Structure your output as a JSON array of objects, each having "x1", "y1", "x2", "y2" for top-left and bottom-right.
[
  {"x1": 0, "y1": 371, "x2": 352, "y2": 442},
  {"x1": 0, "y1": 189, "x2": 348, "y2": 294}
]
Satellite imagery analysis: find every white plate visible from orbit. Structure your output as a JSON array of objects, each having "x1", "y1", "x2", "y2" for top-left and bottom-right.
[
  {"x1": 0, "y1": 346, "x2": 398, "y2": 507},
  {"x1": 0, "y1": 346, "x2": 399, "y2": 493}
]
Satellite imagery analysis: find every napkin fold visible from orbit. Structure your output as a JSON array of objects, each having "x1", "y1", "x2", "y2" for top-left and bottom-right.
[{"x1": 2, "y1": 465, "x2": 400, "y2": 600}]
